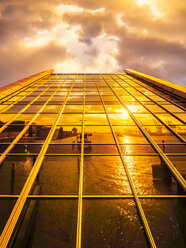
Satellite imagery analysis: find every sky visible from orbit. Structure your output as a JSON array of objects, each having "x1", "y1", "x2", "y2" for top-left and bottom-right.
[{"x1": 0, "y1": 0, "x2": 186, "y2": 87}]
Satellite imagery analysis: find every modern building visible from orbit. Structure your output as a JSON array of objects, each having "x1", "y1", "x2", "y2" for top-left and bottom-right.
[{"x1": 0, "y1": 69, "x2": 185, "y2": 248}]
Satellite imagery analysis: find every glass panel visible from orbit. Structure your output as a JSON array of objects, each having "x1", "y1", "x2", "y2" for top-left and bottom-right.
[
  {"x1": 170, "y1": 126, "x2": 186, "y2": 139},
  {"x1": 84, "y1": 105, "x2": 104, "y2": 113},
  {"x1": 10, "y1": 144, "x2": 42, "y2": 154},
  {"x1": 162, "y1": 104, "x2": 185, "y2": 112},
  {"x1": 51, "y1": 126, "x2": 81, "y2": 143},
  {"x1": 84, "y1": 145, "x2": 118, "y2": 154},
  {"x1": 82, "y1": 199, "x2": 148, "y2": 248},
  {"x1": 0, "y1": 199, "x2": 16, "y2": 235},
  {"x1": 11, "y1": 114, "x2": 34, "y2": 123},
  {"x1": 168, "y1": 156, "x2": 186, "y2": 179},
  {"x1": 84, "y1": 156, "x2": 131, "y2": 195},
  {"x1": 0, "y1": 156, "x2": 33, "y2": 194},
  {"x1": 85, "y1": 96, "x2": 100, "y2": 101},
  {"x1": 105, "y1": 105, "x2": 124, "y2": 113},
  {"x1": 41, "y1": 105, "x2": 61, "y2": 113},
  {"x1": 47, "y1": 144, "x2": 81, "y2": 154},
  {"x1": 84, "y1": 126, "x2": 115, "y2": 143},
  {"x1": 0, "y1": 125, "x2": 25, "y2": 143},
  {"x1": 32, "y1": 156, "x2": 79, "y2": 195},
  {"x1": 109, "y1": 114, "x2": 135, "y2": 125},
  {"x1": 134, "y1": 114, "x2": 161, "y2": 125},
  {"x1": 124, "y1": 156, "x2": 183, "y2": 195},
  {"x1": 175, "y1": 113, "x2": 186, "y2": 122},
  {"x1": 143, "y1": 104, "x2": 166, "y2": 112},
  {"x1": 157, "y1": 114, "x2": 183, "y2": 125},
  {"x1": 113, "y1": 126, "x2": 148, "y2": 143},
  {"x1": 159, "y1": 144, "x2": 186, "y2": 154},
  {"x1": 59, "y1": 114, "x2": 83, "y2": 125},
  {"x1": 0, "y1": 105, "x2": 9, "y2": 112},
  {"x1": 120, "y1": 96, "x2": 136, "y2": 101},
  {"x1": 4, "y1": 104, "x2": 25, "y2": 113},
  {"x1": 11, "y1": 200, "x2": 77, "y2": 248},
  {"x1": 150, "y1": 95, "x2": 166, "y2": 101},
  {"x1": 144, "y1": 126, "x2": 181, "y2": 143},
  {"x1": 120, "y1": 144, "x2": 155, "y2": 154},
  {"x1": 64, "y1": 105, "x2": 83, "y2": 113},
  {"x1": 141, "y1": 199, "x2": 186, "y2": 248},
  {"x1": 85, "y1": 114, "x2": 108, "y2": 125},
  {"x1": 126, "y1": 104, "x2": 148, "y2": 113},
  {"x1": 35, "y1": 114, "x2": 57, "y2": 125},
  {"x1": 0, "y1": 114, "x2": 16, "y2": 124},
  {"x1": 24, "y1": 104, "x2": 42, "y2": 113},
  {"x1": 19, "y1": 125, "x2": 51, "y2": 143}
]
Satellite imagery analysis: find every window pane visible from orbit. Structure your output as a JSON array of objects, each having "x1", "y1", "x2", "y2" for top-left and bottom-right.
[
  {"x1": 123, "y1": 156, "x2": 183, "y2": 195},
  {"x1": 84, "y1": 126, "x2": 115, "y2": 143},
  {"x1": 113, "y1": 126, "x2": 148, "y2": 143},
  {"x1": 141, "y1": 199, "x2": 186, "y2": 248},
  {"x1": 32, "y1": 156, "x2": 79, "y2": 195},
  {"x1": 82, "y1": 200, "x2": 148, "y2": 248},
  {"x1": 0, "y1": 156, "x2": 33, "y2": 194},
  {"x1": 84, "y1": 156, "x2": 131, "y2": 195},
  {"x1": 12, "y1": 200, "x2": 77, "y2": 248}
]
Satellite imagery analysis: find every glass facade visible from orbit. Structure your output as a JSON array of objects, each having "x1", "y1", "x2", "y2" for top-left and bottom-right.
[{"x1": 0, "y1": 71, "x2": 185, "y2": 248}]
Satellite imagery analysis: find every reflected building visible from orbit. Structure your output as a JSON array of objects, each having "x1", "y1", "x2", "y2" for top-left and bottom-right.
[{"x1": 0, "y1": 69, "x2": 186, "y2": 248}]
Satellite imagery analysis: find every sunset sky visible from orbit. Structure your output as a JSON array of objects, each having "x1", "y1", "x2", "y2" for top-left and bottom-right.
[{"x1": 0, "y1": 0, "x2": 186, "y2": 87}]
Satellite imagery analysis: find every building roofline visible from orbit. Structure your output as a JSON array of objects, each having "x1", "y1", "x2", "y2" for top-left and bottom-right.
[
  {"x1": 0, "y1": 69, "x2": 53, "y2": 100},
  {"x1": 124, "y1": 69, "x2": 186, "y2": 99}
]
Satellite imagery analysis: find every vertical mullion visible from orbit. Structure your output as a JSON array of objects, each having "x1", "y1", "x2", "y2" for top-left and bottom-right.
[
  {"x1": 96, "y1": 79, "x2": 157, "y2": 248},
  {"x1": 76, "y1": 74, "x2": 85, "y2": 248},
  {"x1": 111, "y1": 75, "x2": 186, "y2": 143},
  {"x1": 101, "y1": 75, "x2": 186, "y2": 191},
  {"x1": 0, "y1": 74, "x2": 77, "y2": 248},
  {"x1": 0, "y1": 74, "x2": 57, "y2": 134}
]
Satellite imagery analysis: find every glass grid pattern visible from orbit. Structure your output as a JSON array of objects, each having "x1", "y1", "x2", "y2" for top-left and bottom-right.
[{"x1": 0, "y1": 72, "x2": 185, "y2": 248}]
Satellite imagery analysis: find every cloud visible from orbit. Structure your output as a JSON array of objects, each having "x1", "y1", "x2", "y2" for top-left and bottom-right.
[{"x1": 0, "y1": 0, "x2": 185, "y2": 86}]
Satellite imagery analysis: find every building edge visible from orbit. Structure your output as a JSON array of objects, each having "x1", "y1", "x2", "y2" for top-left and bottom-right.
[
  {"x1": 125, "y1": 69, "x2": 186, "y2": 99},
  {"x1": 0, "y1": 69, "x2": 54, "y2": 99}
]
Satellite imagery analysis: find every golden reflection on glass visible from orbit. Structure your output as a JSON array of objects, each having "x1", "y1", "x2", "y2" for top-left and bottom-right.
[
  {"x1": 144, "y1": 126, "x2": 180, "y2": 143},
  {"x1": 84, "y1": 105, "x2": 104, "y2": 113},
  {"x1": 85, "y1": 114, "x2": 108, "y2": 125},
  {"x1": 24, "y1": 105, "x2": 43, "y2": 113},
  {"x1": 84, "y1": 126, "x2": 115, "y2": 143},
  {"x1": 113, "y1": 126, "x2": 148, "y2": 143},
  {"x1": 0, "y1": 105, "x2": 8, "y2": 112},
  {"x1": 174, "y1": 113, "x2": 186, "y2": 122},
  {"x1": 84, "y1": 156, "x2": 131, "y2": 195},
  {"x1": 144, "y1": 104, "x2": 165, "y2": 113},
  {"x1": 162, "y1": 104, "x2": 185, "y2": 113},
  {"x1": 126, "y1": 104, "x2": 148, "y2": 113},
  {"x1": 170, "y1": 126, "x2": 186, "y2": 139},
  {"x1": 105, "y1": 105, "x2": 124, "y2": 113},
  {"x1": 35, "y1": 114, "x2": 57, "y2": 125},
  {"x1": 0, "y1": 114, "x2": 16, "y2": 124},
  {"x1": 19, "y1": 125, "x2": 51, "y2": 143},
  {"x1": 134, "y1": 114, "x2": 161, "y2": 125},
  {"x1": 124, "y1": 156, "x2": 180, "y2": 195},
  {"x1": 64, "y1": 105, "x2": 83, "y2": 113},
  {"x1": 109, "y1": 112, "x2": 134, "y2": 125},
  {"x1": 157, "y1": 114, "x2": 183, "y2": 125},
  {"x1": 42, "y1": 105, "x2": 61, "y2": 113},
  {"x1": 59, "y1": 114, "x2": 83, "y2": 125},
  {"x1": 51, "y1": 126, "x2": 81, "y2": 143}
]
